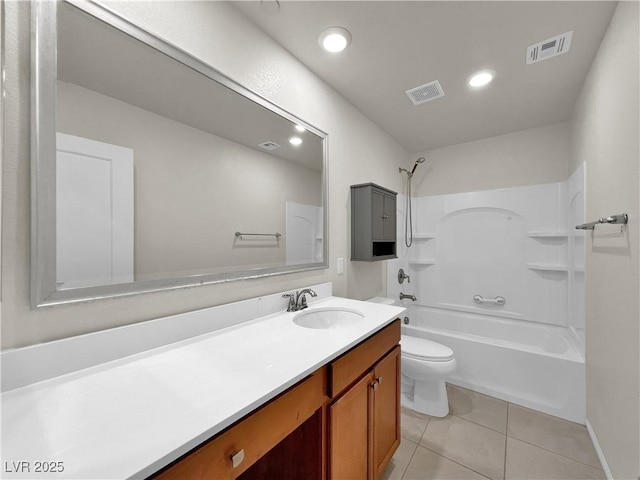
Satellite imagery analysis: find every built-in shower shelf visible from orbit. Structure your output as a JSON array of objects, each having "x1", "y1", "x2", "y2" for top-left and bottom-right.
[
  {"x1": 526, "y1": 231, "x2": 568, "y2": 238},
  {"x1": 408, "y1": 258, "x2": 437, "y2": 265},
  {"x1": 412, "y1": 233, "x2": 436, "y2": 240},
  {"x1": 526, "y1": 263, "x2": 569, "y2": 272}
]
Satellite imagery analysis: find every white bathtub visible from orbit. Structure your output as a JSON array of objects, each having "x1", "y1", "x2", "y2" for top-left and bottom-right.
[{"x1": 403, "y1": 305, "x2": 586, "y2": 424}]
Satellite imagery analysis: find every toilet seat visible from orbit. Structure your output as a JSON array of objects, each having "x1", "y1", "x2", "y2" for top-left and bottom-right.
[{"x1": 401, "y1": 335, "x2": 454, "y2": 362}]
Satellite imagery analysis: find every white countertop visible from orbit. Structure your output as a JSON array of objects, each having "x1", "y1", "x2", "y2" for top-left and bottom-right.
[{"x1": 1, "y1": 296, "x2": 405, "y2": 479}]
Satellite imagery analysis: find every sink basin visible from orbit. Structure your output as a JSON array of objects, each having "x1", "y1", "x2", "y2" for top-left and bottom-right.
[{"x1": 293, "y1": 307, "x2": 364, "y2": 329}]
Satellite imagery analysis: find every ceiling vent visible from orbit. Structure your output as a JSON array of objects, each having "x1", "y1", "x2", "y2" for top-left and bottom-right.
[
  {"x1": 258, "y1": 141, "x2": 281, "y2": 151},
  {"x1": 405, "y1": 80, "x2": 445, "y2": 106},
  {"x1": 526, "y1": 31, "x2": 573, "y2": 65}
]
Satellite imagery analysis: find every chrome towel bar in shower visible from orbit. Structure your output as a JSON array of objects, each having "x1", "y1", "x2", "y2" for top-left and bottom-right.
[
  {"x1": 235, "y1": 231, "x2": 282, "y2": 238},
  {"x1": 575, "y1": 213, "x2": 628, "y2": 230}
]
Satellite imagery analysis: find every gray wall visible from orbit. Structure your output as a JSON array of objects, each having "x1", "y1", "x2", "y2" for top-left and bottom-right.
[
  {"x1": 57, "y1": 81, "x2": 321, "y2": 278},
  {"x1": 570, "y1": 2, "x2": 639, "y2": 478},
  {"x1": 412, "y1": 122, "x2": 571, "y2": 197}
]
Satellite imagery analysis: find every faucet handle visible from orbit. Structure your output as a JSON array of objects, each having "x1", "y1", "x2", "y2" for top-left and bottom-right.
[
  {"x1": 398, "y1": 268, "x2": 411, "y2": 284},
  {"x1": 283, "y1": 293, "x2": 296, "y2": 312}
]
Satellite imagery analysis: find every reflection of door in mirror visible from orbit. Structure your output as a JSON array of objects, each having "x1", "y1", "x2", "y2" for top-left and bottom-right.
[
  {"x1": 285, "y1": 202, "x2": 323, "y2": 265},
  {"x1": 56, "y1": 133, "x2": 134, "y2": 289}
]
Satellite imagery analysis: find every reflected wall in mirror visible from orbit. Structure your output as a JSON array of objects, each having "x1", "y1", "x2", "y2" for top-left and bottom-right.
[{"x1": 31, "y1": 0, "x2": 328, "y2": 307}]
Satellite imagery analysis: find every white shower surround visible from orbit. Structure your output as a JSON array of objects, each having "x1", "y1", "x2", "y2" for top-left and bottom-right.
[{"x1": 390, "y1": 165, "x2": 586, "y2": 423}]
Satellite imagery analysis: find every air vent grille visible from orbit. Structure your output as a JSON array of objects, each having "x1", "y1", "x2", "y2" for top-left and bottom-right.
[
  {"x1": 405, "y1": 80, "x2": 445, "y2": 106},
  {"x1": 527, "y1": 31, "x2": 573, "y2": 64},
  {"x1": 258, "y1": 141, "x2": 281, "y2": 151}
]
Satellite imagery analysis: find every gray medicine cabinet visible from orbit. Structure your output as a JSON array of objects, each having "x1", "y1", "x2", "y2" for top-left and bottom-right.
[{"x1": 351, "y1": 183, "x2": 398, "y2": 261}]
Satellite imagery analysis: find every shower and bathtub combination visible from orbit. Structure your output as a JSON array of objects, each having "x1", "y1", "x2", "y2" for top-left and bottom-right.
[{"x1": 390, "y1": 162, "x2": 586, "y2": 423}]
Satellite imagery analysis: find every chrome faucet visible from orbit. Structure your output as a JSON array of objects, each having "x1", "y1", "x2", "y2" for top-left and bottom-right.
[
  {"x1": 399, "y1": 293, "x2": 417, "y2": 301},
  {"x1": 283, "y1": 288, "x2": 318, "y2": 312},
  {"x1": 296, "y1": 288, "x2": 317, "y2": 310}
]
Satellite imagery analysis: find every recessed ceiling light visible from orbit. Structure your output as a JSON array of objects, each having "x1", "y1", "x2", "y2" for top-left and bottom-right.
[
  {"x1": 468, "y1": 69, "x2": 496, "y2": 88},
  {"x1": 294, "y1": 125, "x2": 306, "y2": 132},
  {"x1": 289, "y1": 136, "x2": 303, "y2": 146},
  {"x1": 319, "y1": 27, "x2": 351, "y2": 53}
]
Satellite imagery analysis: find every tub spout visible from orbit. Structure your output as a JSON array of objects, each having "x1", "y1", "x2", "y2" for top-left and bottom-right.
[{"x1": 400, "y1": 293, "x2": 417, "y2": 301}]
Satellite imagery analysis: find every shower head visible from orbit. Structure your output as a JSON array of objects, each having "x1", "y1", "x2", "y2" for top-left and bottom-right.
[{"x1": 410, "y1": 157, "x2": 426, "y2": 174}]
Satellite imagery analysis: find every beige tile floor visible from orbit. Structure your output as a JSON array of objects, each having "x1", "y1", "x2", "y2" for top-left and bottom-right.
[{"x1": 383, "y1": 384, "x2": 605, "y2": 480}]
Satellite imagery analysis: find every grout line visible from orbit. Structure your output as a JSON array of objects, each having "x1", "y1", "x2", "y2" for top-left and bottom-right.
[
  {"x1": 450, "y1": 388, "x2": 602, "y2": 473},
  {"x1": 415, "y1": 410, "x2": 507, "y2": 478},
  {"x1": 505, "y1": 402, "x2": 602, "y2": 471},
  {"x1": 449, "y1": 410, "x2": 508, "y2": 435},
  {"x1": 447, "y1": 386, "x2": 509, "y2": 435},
  {"x1": 505, "y1": 434, "x2": 605, "y2": 472},
  {"x1": 405, "y1": 389, "x2": 602, "y2": 479},
  {"x1": 397, "y1": 411, "x2": 430, "y2": 480},
  {"x1": 414, "y1": 444, "x2": 493, "y2": 480},
  {"x1": 398, "y1": 439, "x2": 419, "y2": 480}
]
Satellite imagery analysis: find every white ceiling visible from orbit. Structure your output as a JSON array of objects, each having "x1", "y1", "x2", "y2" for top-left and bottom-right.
[{"x1": 233, "y1": 1, "x2": 617, "y2": 153}]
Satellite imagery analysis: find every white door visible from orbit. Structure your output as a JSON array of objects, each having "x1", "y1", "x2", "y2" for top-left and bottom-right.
[
  {"x1": 286, "y1": 202, "x2": 323, "y2": 265},
  {"x1": 56, "y1": 133, "x2": 134, "y2": 288}
]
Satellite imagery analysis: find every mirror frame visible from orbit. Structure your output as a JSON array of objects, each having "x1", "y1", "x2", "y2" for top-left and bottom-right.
[{"x1": 31, "y1": 0, "x2": 329, "y2": 308}]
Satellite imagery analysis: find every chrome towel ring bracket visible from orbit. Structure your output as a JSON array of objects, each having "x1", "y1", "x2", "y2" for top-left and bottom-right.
[{"x1": 575, "y1": 213, "x2": 628, "y2": 230}]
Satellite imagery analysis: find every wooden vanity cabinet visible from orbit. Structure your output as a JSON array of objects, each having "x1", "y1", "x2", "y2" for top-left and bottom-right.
[
  {"x1": 152, "y1": 320, "x2": 400, "y2": 480},
  {"x1": 152, "y1": 369, "x2": 327, "y2": 480},
  {"x1": 329, "y1": 320, "x2": 401, "y2": 480}
]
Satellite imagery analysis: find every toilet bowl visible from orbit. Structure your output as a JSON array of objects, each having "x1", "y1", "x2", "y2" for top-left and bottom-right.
[
  {"x1": 365, "y1": 297, "x2": 457, "y2": 417},
  {"x1": 401, "y1": 335, "x2": 456, "y2": 417}
]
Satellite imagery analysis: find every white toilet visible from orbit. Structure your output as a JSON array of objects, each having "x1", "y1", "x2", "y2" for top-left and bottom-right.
[
  {"x1": 366, "y1": 297, "x2": 457, "y2": 417},
  {"x1": 400, "y1": 334, "x2": 457, "y2": 417}
]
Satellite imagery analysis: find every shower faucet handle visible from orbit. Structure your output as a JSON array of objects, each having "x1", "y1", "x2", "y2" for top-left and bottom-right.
[{"x1": 398, "y1": 268, "x2": 411, "y2": 284}]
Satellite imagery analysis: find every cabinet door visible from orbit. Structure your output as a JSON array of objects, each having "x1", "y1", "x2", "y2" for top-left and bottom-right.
[
  {"x1": 382, "y1": 195, "x2": 396, "y2": 241},
  {"x1": 329, "y1": 373, "x2": 372, "y2": 480},
  {"x1": 372, "y1": 346, "x2": 401, "y2": 479},
  {"x1": 372, "y1": 191, "x2": 396, "y2": 242},
  {"x1": 371, "y1": 189, "x2": 386, "y2": 241}
]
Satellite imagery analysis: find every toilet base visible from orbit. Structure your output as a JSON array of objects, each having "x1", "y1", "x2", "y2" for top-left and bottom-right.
[{"x1": 402, "y1": 376, "x2": 450, "y2": 417}]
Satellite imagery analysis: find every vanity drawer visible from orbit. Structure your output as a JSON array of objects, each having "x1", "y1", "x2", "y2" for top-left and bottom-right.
[
  {"x1": 329, "y1": 319, "x2": 400, "y2": 397},
  {"x1": 154, "y1": 368, "x2": 327, "y2": 480}
]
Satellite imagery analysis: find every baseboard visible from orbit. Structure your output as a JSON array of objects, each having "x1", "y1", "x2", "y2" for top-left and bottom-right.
[{"x1": 586, "y1": 419, "x2": 613, "y2": 479}]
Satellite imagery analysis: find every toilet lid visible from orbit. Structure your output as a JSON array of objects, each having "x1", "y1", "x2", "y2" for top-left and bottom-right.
[{"x1": 401, "y1": 335, "x2": 454, "y2": 362}]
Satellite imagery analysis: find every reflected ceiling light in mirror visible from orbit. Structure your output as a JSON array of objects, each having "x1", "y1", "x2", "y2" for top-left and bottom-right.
[
  {"x1": 294, "y1": 125, "x2": 306, "y2": 132},
  {"x1": 319, "y1": 27, "x2": 352, "y2": 53},
  {"x1": 468, "y1": 69, "x2": 496, "y2": 88},
  {"x1": 289, "y1": 136, "x2": 303, "y2": 146}
]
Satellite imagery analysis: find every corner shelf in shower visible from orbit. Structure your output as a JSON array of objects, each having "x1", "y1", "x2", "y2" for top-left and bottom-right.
[
  {"x1": 408, "y1": 258, "x2": 437, "y2": 266},
  {"x1": 526, "y1": 231, "x2": 568, "y2": 238},
  {"x1": 412, "y1": 233, "x2": 436, "y2": 240},
  {"x1": 526, "y1": 263, "x2": 569, "y2": 272}
]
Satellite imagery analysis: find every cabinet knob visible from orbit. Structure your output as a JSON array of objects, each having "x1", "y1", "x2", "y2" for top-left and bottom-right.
[
  {"x1": 370, "y1": 376, "x2": 382, "y2": 390},
  {"x1": 230, "y1": 449, "x2": 245, "y2": 469},
  {"x1": 382, "y1": 215, "x2": 389, "y2": 220}
]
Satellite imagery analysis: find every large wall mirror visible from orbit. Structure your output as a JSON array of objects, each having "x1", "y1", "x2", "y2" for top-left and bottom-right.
[{"x1": 31, "y1": 0, "x2": 328, "y2": 307}]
